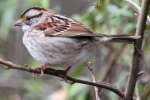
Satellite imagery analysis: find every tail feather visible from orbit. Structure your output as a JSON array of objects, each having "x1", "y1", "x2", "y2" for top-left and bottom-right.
[
  {"x1": 98, "y1": 35, "x2": 140, "y2": 43},
  {"x1": 49, "y1": 32, "x2": 140, "y2": 43}
]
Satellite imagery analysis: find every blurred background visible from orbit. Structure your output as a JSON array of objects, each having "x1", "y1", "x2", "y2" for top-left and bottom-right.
[{"x1": 0, "y1": 0, "x2": 150, "y2": 100}]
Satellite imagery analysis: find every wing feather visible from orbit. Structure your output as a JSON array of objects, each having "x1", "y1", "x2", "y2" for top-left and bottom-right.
[{"x1": 33, "y1": 13, "x2": 96, "y2": 37}]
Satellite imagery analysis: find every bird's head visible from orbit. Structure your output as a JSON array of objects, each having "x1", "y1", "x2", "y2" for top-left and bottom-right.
[{"x1": 14, "y1": 7, "x2": 47, "y2": 31}]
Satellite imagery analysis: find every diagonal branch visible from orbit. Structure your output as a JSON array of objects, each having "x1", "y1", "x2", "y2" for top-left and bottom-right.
[
  {"x1": 125, "y1": 0, "x2": 150, "y2": 100},
  {"x1": 0, "y1": 58, "x2": 125, "y2": 99},
  {"x1": 125, "y1": 0, "x2": 150, "y2": 24}
]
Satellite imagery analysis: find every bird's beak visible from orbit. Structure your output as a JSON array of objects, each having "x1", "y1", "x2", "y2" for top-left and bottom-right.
[{"x1": 14, "y1": 19, "x2": 23, "y2": 26}]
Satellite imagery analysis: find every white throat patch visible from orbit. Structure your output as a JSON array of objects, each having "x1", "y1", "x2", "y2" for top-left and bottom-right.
[{"x1": 22, "y1": 25, "x2": 30, "y2": 32}]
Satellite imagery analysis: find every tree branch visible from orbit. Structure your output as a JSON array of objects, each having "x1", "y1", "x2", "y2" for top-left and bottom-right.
[
  {"x1": 0, "y1": 58, "x2": 125, "y2": 99},
  {"x1": 125, "y1": 0, "x2": 150, "y2": 100},
  {"x1": 125, "y1": 0, "x2": 150, "y2": 25}
]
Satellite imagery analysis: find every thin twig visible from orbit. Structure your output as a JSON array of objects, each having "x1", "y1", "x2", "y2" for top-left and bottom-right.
[
  {"x1": 0, "y1": 58, "x2": 125, "y2": 99},
  {"x1": 125, "y1": 0, "x2": 150, "y2": 100},
  {"x1": 135, "y1": 82, "x2": 140, "y2": 100},
  {"x1": 125, "y1": 0, "x2": 140, "y2": 11},
  {"x1": 87, "y1": 62, "x2": 100, "y2": 100},
  {"x1": 125, "y1": 0, "x2": 150, "y2": 24},
  {"x1": 102, "y1": 44, "x2": 127, "y2": 81},
  {"x1": 98, "y1": 44, "x2": 127, "y2": 98}
]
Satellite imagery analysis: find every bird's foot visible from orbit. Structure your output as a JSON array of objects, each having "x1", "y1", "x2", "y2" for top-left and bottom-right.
[{"x1": 33, "y1": 64, "x2": 48, "y2": 76}]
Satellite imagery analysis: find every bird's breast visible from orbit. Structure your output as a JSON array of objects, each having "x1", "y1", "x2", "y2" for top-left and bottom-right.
[{"x1": 22, "y1": 31, "x2": 88, "y2": 67}]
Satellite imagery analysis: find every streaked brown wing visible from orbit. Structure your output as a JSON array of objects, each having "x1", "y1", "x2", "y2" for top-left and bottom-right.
[{"x1": 34, "y1": 13, "x2": 96, "y2": 37}]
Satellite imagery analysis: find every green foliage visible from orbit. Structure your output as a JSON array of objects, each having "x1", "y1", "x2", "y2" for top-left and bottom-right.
[
  {"x1": 66, "y1": 84, "x2": 89, "y2": 100},
  {"x1": 24, "y1": 79, "x2": 44, "y2": 100},
  {"x1": 24, "y1": 0, "x2": 49, "y2": 8},
  {"x1": 71, "y1": 63, "x2": 86, "y2": 78},
  {"x1": 40, "y1": 0, "x2": 49, "y2": 8},
  {"x1": 74, "y1": 0, "x2": 136, "y2": 34},
  {"x1": 0, "y1": 0, "x2": 17, "y2": 39}
]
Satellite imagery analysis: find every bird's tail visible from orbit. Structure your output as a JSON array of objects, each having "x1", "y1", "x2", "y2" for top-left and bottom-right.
[{"x1": 97, "y1": 35, "x2": 140, "y2": 43}]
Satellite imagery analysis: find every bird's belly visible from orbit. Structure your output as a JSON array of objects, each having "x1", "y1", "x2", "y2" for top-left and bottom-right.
[{"x1": 23, "y1": 34, "x2": 88, "y2": 67}]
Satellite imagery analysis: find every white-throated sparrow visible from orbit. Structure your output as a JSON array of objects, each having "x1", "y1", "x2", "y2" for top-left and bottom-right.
[{"x1": 15, "y1": 7, "x2": 138, "y2": 71}]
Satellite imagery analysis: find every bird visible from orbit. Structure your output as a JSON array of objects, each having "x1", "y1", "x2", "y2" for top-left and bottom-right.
[{"x1": 14, "y1": 7, "x2": 139, "y2": 73}]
